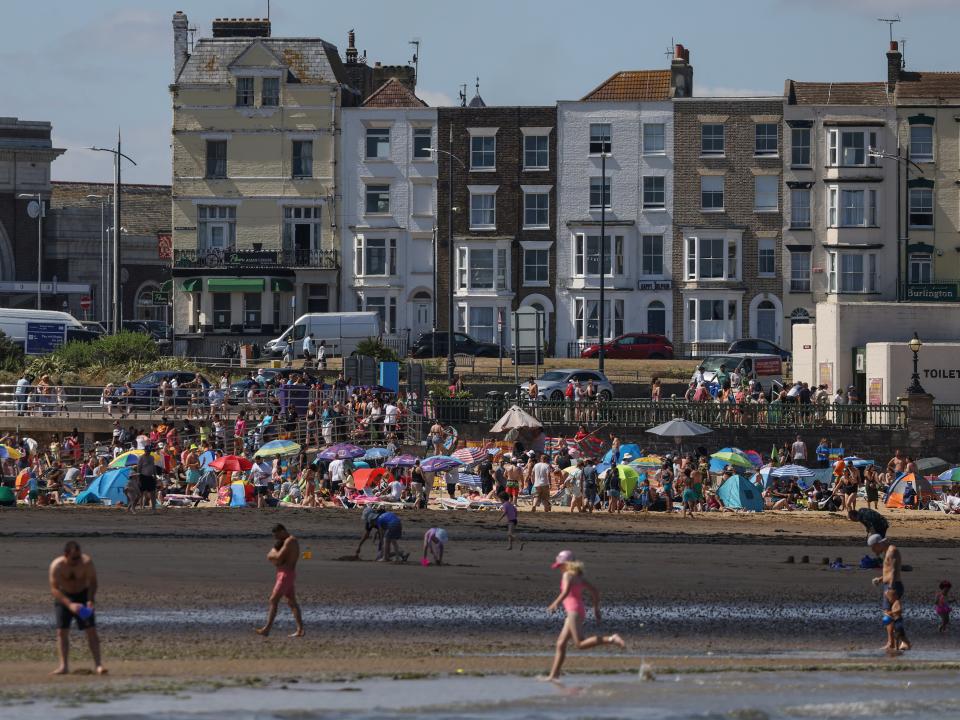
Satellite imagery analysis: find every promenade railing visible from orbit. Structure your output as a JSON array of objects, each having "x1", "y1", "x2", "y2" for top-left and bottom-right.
[{"x1": 934, "y1": 404, "x2": 960, "y2": 428}]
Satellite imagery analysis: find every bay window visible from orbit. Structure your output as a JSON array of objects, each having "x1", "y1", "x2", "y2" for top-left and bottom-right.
[
  {"x1": 827, "y1": 251, "x2": 877, "y2": 294},
  {"x1": 827, "y1": 187, "x2": 878, "y2": 227},
  {"x1": 354, "y1": 237, "x2": 397, "y2": 277},
  {"x1": 827, "y1": 129, "x2": 878, "y2": 167},
  {"x1": 574, "y1": 298, "x2": 624, "y2": 341},
  {"x1": 574, "y1": 234, "x2": 624, "y2": 276},
  {"x1": 364, "y1": 295, "x2": 397, "y2": 333},
  {"x1": 456, "y1": 246, "x2": 508, "y2": 292},
  {"x1": 686, "y1": 298, "x2": 738, "y2": 343},
  {"x1": 685, "y1": 236, "x2": 738, "y2": 281}
]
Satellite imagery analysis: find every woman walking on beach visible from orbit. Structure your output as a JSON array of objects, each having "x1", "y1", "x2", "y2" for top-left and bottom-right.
[{"x1": 545, "y1": 550, "x2": 625, "y2": 681}]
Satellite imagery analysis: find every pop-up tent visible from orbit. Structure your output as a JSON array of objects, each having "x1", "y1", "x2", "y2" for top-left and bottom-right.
[
  {"x1": 885, "y1": 472, "x2": 935, "y2": 509},
  {"x1": 717, "y1": 474, "x2": 764, "y2": 512},
  {"x1": 75, "y1": 468, "x2": 131, "y2": 505}
]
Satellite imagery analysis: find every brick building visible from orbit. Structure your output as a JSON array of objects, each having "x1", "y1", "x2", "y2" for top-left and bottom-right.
[
  {"x1": 672, "y1": 97, "x2": 784, "y2": 352},
  {"x1": 436, "y1": 95, "x2": 557, "y2": 350}
]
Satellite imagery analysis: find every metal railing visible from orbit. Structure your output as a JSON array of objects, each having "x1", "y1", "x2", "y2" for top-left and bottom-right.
[
  {"x1": 173, "y1": 247, "x2": 339, "y2": 270},
  {"x1": 564, "y1": 340, "x2": 728, "y2": 361},
  {"x1": 935, "y1": 404, "x2": 960, "y2": 427},
  {"x1": 430, "y1": 397, "x2": 906, "y2": 430}
]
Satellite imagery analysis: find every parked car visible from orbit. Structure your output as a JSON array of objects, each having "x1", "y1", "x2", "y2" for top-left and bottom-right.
[
  {"x1": 80, "y1": 321, "x2": 108, "y2": 336},
  {"x1": 119, "y1": 371, "x2": 211, "y2": 407},
  {"x1": 227, "y1": 368, "x2": 320, "y2": 405},
  {"x1": 580, "y1": 333, "x2": 674, "y2": 360},
  {"x1": 121, "y1": 320, "x2": 171, "y2": 347},
  {"x1": 518, "y1": 369, "x2": 615, "y2": 402},
  {"x1": 727, "y1": 338, "x2": 791, "y2": 362},
  {"x1": 410, "y1": 331, "x2": 501, "y2": 359}
]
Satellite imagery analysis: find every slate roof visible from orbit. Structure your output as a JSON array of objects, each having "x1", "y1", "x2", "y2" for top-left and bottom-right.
[
  {"x1": 581, "y1": 70, "x2": 672, "y2": 102},
  {"x1": 896, "y1": 71, "x2": 960, "y2": 99},
  {"x1": 362, "y1": 78, "x2": 427, "y2": 108},
  {"x1": 176, "y1": 37, "x2": 345, "y2": 85},
  {"x1": 788, "y1": 81, "x2": 891, "y2": 106},
  {"x1": 49, "y1": 182, "x2": 171, "y2": 236}
]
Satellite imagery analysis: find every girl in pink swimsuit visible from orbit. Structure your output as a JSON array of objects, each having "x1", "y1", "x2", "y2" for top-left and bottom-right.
[{"x1": 545, "y1": 549, "x2": 625, "y2": 681}]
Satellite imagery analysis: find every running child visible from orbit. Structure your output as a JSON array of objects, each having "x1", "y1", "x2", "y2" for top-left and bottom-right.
[
  {"x1": 497, "y1": 491, "x2": 518, "y2": 550},
  {"x1": 422, "y1": 527, "x2": 448, "y2": 566},
  {"x1": 936, "y1": 580, "x2": 952, "y2": 633},
  {"x1": 545, "y1": 550, "x2": 625, "y2": 681}
]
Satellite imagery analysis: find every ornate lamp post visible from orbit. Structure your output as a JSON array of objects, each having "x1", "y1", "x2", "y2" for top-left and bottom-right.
[{"x1": 906, "y1": 331, "x2": 926, "y2": 395}]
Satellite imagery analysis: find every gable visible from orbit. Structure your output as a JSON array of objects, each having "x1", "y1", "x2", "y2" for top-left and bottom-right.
[{"x1": 228, "y1": 40, "x2": 286, "y2": 70}]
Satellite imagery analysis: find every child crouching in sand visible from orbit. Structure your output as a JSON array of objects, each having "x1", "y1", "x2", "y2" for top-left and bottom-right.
[{"x1": 545, "y1": 550, "x2": 625, "y2": 681}]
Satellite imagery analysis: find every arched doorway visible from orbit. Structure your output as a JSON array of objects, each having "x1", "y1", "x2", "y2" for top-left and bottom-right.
[
  {"x1": 756, "y1": 300, "x2": 776, "y2": 341},
  {"x1": 410, "y1": 290, "x2": 433, "y2": 337},
  {"x1": 790, "y1": 307, "x2": 811, "y2": 328},
  {"x1": 135, "y1": 282, "x2": 163, "y2": 322},
  {"x1": 646, "y1": 300, "x2": 666, "y2": 335}
]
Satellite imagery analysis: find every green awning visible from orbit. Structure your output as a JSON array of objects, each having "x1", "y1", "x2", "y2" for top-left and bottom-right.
[
  {"x1": 159, "y1": 279, "x2": 173, "y2": 292},
  {"x1": 270, "y1": 278, "x2": 294, "y2": 292},
  {"x1": 180, "y1": 278, "x2": 202, "y2": 292},
  {"x1": 207, "y1": 278, "x2": 265, "y2": 293}
]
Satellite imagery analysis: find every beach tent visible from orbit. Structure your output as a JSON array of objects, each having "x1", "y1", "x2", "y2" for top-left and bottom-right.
[
  {"x1": 75, "y1": 468, "x2": 131, "y2": 505},
  {"x1": 717, "y1": 474, "x2": 764, "y2": 512},
  {"x1": 603, "y1": 443, "x2": 642, "y2": 464},
  {"x1": 229, "y1": 480, "x2": 249, "y2": 507},
  {"x1": 353, "y1": 467, "x2": 393, "y2": 490},
  {"x1": 885, "y1": 472, "x2": 935, "y2": 509}
]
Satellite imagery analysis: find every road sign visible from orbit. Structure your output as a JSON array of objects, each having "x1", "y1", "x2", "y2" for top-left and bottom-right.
[
  {"x1": 79, "y1": 295, "x2": 92, "y2": 311},
  {"x1": 151, "y1": 291, "x2": 169, "y2": 304},
  {"x1": 25, "y1": 322, "x2": 66, "y2": 354}
]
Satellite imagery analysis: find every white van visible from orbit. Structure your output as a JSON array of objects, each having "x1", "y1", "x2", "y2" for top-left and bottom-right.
[
  {"x1": 694, "y1": 353, "x2": 785, "y2": 393},
  {"x1": 264, "y1": 312, "x2": 381, "y2": 358},
  {"x1": 0, "y1": 308, "x2": 85, "y2": 350}
]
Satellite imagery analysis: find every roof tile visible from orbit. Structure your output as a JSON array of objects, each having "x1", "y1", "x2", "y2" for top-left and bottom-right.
[
  {"x1": 581, "y1": 70, "x2": 671, "y2": 102},
  {"x1": 896, "y1": 71, "x2": 960, "y2": 99},
  {"x1": 49, "y1": 182, "x2": 171, "y2": 236},
  {"x1": 790, "y1": 81, "x2": 891, "y2": 106},
  {"x1": 362, "y1": 78, "x2": 427, "y2": 108}
]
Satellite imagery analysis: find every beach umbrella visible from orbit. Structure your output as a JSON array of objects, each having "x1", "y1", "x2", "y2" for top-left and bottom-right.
[
  {"x1": 421, "y1": 455, "x2": 464, "y2": 473},
  {"x1": 615, "y1": 464, "x2": 640, "y2": 497},
  {"x1": 452, "y1": 446, "x2": 488, "y2": 466},
  {"x1": 770, "y1": 464, "x2": 815, "y2": 478},
  {"x1": 384, "y1": 454, "x2": 419, "y2": 468},
  {"x1": 353, "y1": 460, "x2": 370, "y2": 469},
  {"x1": 937, "y1": 467, "x2": 960, "y2": 484},
  {"x1": 630, "y1": 455, "x2": 664, "y2": 470},
  {"x1": 316, "y1": 442, "x2": 364, "y2": 460},
  {"x1": 109, "y1": 449, "x2": 162, "y2": 469},
  {"x1": 490, "y1": 405, "x2": 542, "y2": 433},
  {"x1": 646, "y1": 418, "x2": 713, "y2": 438},
  {"x1": 254, "y1": 439, "x2": 302, "y2": 458},
  {"x1": 457, "y1": 472, "x2": 482, "y2": 488},
  {"x1": 745, "y1": 450, "x2": 763, "y2": 468},
  {"x1": 209, "y1": 455, "x2": 253, "y2": 472},
  {"x1": 0, "y1": 445, "x2": 23, "y2": 460},
  {"x1": 710, "y1": 450, "x2": 754, "y2": 469},
  {"x1": 363, "y1": 447, "x2": 392, "y2": 462},
  {"x1": 843, "y1": 456, "x2": 875, "y2": 469}
]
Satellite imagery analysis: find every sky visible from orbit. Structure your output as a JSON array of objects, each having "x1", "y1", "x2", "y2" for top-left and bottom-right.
[{"x1": 3, "y1": 0, "x2": 958, "y2": 185}]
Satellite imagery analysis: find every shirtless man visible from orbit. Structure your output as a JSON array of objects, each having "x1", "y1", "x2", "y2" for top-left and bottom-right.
[
  {"x1": 49, "y1": 541, "x2": 106, "y2": 675},
  {"x1": 255, "y1": 524, "x2": 304, "y2": 637},
  {"x1": 886, "y1": 449, "x2": 906, "y2": 479},
  {"x1": 869, "y1": 534, "x2": 911, "y2": 654}
]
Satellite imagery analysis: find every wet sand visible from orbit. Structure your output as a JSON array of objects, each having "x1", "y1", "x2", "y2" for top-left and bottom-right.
[{"x1": 1, "y1": 506, "x2": 958, "y2": 697}]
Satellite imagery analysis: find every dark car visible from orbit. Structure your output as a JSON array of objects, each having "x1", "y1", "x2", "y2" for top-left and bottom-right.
[
  {"x1": 120, "y1": 371, "x2": 211, "y2": 407},
  {"x1": 410, "y1": 331, "x2": 501, "y2": 359},
  {"x1": 121, "y1": 320, "x2": 171, "y2": 346},
  {"x1": 580, "y1": 333, "x2": 674, "y2": 360},
  {"x1": 727, "y1": 339, "x2": 792, "y2": 362},
  {"x1": 227, "y1": 368, "x2": 320, "y2": 405}
]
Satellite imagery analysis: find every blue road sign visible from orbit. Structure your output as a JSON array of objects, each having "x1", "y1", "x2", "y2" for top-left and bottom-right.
[{"x1": 26, "y1": 322, "x2": 66, "y2": 354}]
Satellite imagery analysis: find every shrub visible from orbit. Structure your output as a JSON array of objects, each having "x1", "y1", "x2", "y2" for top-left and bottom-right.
[
  {"x1": 355, "y1": 338, "x2": 399, "y2": 363},
  {"x1": 92, "y1": 331, "x2": 159, "y2": 367},
  {"x1": 0, "y1": 330, "x2": 25, "y2": 374}
]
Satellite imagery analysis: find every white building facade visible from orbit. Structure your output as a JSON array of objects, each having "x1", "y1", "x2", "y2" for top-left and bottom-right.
[{"x1": 339, "y1": 81, "x2": 437, "y2": 344}]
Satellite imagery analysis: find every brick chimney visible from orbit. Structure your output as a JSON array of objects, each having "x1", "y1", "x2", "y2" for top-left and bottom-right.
[
  {"x1": 670, "y1": 43, "x2": 693, "y2": 98},
  {"x1": 887, "y1": 40, "x2": 902, "y2": 92},
  {"x1": 346, "y1": 29, "x2": 358, "y2": 64},
  {"x1": 172, "y1": 11, "x2": 189, "y2": 81},
  {"x1": 211, "y1": 17, "x2": 271, "y2": 38}
]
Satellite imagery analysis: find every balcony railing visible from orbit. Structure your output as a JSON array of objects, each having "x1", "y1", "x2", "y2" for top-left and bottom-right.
[{"x1": 174, "y1": 248, "x2": 339, "y2": 270}]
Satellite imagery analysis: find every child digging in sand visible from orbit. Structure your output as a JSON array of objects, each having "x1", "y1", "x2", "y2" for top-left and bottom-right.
[{"x1": 545, "y1": 550, "x2": 625, "y2": 681}]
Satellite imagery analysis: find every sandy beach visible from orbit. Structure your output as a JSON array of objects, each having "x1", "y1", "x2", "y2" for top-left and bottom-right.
[{"x1": 1, "y1": 505, "x2": 959, "y2": 703}]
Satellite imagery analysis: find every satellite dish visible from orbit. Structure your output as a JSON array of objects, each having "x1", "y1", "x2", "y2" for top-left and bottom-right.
[{"x1": 26, "y1": 200, "x2": 41, "y2": 219}]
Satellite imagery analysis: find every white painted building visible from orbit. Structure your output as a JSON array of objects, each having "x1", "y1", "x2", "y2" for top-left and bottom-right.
[
  {"x1": 339, "y1": 79, "x2": 437, "y2": 345},
  {"x1": 555, "y1": 72, "x2": 677, "y2": 357}
]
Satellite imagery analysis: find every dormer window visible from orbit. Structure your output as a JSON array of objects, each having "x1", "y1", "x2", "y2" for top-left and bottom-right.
[
  {"x1": 236, "y1": 77, "x2": 254, "y2": 107},
  {"x1": 262, "y1": 77, "x2": 280, "y2": 107}
]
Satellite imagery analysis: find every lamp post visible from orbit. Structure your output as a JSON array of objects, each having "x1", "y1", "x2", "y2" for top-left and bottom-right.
[
  {"x1": 426, "y1": 142, "x2": 466, "y2": 384},
  {"x1": 89, "y1": 133, "x2": 137, "y2": 333},
  {"x1": 86, "y1": 194, "x2": 110, "y2": 324},
  {"x1": 598, "y1": 151, "x2": 609, "y2": 374},
  {"x1": 906, "y1": 331, "x2": 926, "y2": 395},
  {"x1": 17, "y1": 193, "x2": 43, "y2": 309}
]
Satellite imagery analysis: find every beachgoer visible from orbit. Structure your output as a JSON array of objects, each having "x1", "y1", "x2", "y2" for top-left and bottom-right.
[
  {"x1": 255, "y1": 524, "x2": 304, "y2": 637},
  {"x1": 134, "y1": 446, "x2": 158, "y2": 513},
  {"x1": 498, "y1": 492, "x2": 518, "y2": 549},
  {"x1": 532, "y1": 454, "x2": 552, "y2": 512},
  {"x1": 869, "y1": 535, "x2": 910, "y2": 654},
  {"x1": 849, "y1": 507, "x2": 888, "y2": 539},
  {"x1": 936, "y1": 580, "x2": 952, "y2": 633},
  {"x1": 422, "y1": 527, "x2": 448, "y2": 566},
  {"x1": 49, "y1": 541, "x2": 106, "y2": 675},
  {"x1": 545, "y1": 550, "x2": 625, "y2": 681}
]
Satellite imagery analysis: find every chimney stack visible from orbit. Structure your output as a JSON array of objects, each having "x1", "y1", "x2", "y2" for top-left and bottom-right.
[
  {"x1": 887, "y1": 40, "x2": 902, "y2": 92},
  {"x1": 346, "y1": 29, "x2": 358, "y2": 64},
  {"x1": 671, "y1": 43, "x2": 693, "y2": 98},
  {"x1": 211, "y1": 17, "x2": 271, "y2": 38},
  {"x1": 172, "y1": 11, "x2": 189, "y2": 81}
]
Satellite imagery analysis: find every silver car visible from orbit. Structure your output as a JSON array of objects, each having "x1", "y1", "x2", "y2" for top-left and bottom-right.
[{"x1": 519, "y1": 369, "x2": 615, "y2": 402}]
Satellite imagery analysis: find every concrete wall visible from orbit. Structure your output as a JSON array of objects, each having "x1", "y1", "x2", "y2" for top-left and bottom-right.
[{"x1": 867, "y1": 342, "x2": 960, "y2": 404}]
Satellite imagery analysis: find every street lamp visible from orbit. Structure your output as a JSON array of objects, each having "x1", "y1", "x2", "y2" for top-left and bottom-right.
[
  {"x1": 906, "y1": 331, "x2": 926, "y2": 395},
  {"x1": 86, "y1": 194, "x2": 110, "y2": 324},
  {"x1": 89, "y1": 133, "x2": 137, "y2": 333},
  {"x1": 17, "y1": 193, "x2": 44, "y2": 309},
  {"x1": 598, "y1": 151, "x2": 610, "y2": 374},
  {"x1": 426, "y1": 144, "x2": 466, "y2": 384}
]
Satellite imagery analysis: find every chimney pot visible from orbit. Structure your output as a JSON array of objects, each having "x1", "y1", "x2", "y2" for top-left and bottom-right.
[
  {"x1": 683, "y1": 48, "x2": 690, "y2": 62},
  {"x1": 674, "y1": 43, "x2": 684, "y2": 60},
  {"x1": 890, "y1": 40, "x2": 899, "y2": 51}
]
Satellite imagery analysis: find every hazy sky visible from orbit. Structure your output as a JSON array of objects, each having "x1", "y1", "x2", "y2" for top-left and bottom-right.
[{"x1": 4, "y1": 0, "x2": 957, "y2": 185}]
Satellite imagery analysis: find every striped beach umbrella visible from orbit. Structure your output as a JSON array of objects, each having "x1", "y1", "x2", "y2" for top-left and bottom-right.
[
  {"x1": 254, "y1": 439, "x2": 302, "y2": 458},
  {"x1": 452, "y1": 446, "x2": 488, "y2": 466},
  {"x1": 109, "y1": 450, "x2": 163, "y2": 469},
  {"x1": 421, "y1": 455, "x2": 464, "y2": 473}
]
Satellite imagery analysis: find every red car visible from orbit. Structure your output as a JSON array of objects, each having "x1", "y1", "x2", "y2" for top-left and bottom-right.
[{"x1": 580, "y1": 333, "x2": 674, "y2": 360}]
